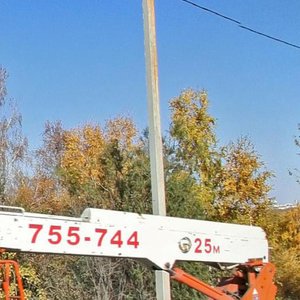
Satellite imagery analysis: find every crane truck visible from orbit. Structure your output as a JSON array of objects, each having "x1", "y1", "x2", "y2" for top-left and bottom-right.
[{"x1": 0, "y1": 205, "x2": 276, "y2": 299}]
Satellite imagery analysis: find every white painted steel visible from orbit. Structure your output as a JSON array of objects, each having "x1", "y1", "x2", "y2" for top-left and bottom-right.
[{"x1": 0, "y1": 207, "x2": 268, "y2": 270}]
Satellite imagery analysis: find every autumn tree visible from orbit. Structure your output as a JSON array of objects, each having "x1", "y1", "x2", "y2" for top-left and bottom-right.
[
  {"x1": 213, "y1": 138, "x2": 273, "y2": 224},
  {"x1": 14, "y1": 121, "x2": 70, "y2": 214},
  {"x1": 55, "y1": 119, "x2": 155, "y2": 299},
  {"x1": 0, "y1": 67, "x2": 27, "y2": 203},
  {"x1": 169, "y1": 89, "x2": 221, "y2": 216},
  {"x1": 259, "y1": 205, "x2": 300, "y2": 300},
  {"x1": 270, "y1": 126, "x2": 300, "y2": 299},
  {"x1": 166, "y1": 90, "x2": 218, "y2": 299},
  {"x1": 169, "y1": 89, "x2": 218, "y2": 179},
  {"x1": 16, "y1": 117, "x2": 156, "y2": 299},
  {"x1": 169, "y1": 89, "x2": 273, "y2": 224},
  {"x1": 0, "y1": 68, "x2": 48, "y2": 299},
  {"x1": 58, "y1": 117, "x2": 152, "y2": 214},
  {"x1": 275, "y1": 205, "x2": 300, "y2": 299}
]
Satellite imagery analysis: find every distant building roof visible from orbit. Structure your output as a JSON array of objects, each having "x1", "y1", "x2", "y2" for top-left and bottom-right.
[{"x1": 273, "y1": 203, "x2": 298, "y2": 210}]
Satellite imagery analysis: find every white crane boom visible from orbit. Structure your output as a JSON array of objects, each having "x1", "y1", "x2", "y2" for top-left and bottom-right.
[{"x1": 0, "y1": 205, "x2": 268, "y2": 270}]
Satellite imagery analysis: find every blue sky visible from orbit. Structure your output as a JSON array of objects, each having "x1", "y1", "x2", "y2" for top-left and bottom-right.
[{"x1": 1, "y1": 0, "x2": 299, "y2": 204}]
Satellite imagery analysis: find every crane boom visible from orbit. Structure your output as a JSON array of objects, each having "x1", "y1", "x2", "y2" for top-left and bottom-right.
[
  {"x1": 0, "y1": 205, "x2": 268, "y2": 270},
  {"x1": 1, "y1": 205, "x2": 277, "y2": 300}
]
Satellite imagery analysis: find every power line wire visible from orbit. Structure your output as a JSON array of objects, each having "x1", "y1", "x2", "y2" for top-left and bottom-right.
[
  {"x1": 181, "y1": 0, "x2": 241, "y2": 25},
  {"x1": 239, "y1": 25, "x2": 300, "y2": 49},
  {"x1": 181, "y1": 0, "x2": 300, "y2": 50}
]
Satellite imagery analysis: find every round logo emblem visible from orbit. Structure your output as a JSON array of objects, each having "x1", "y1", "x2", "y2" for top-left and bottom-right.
[{"x1": 178, "y1": 237, "x2": 192, "y2": 253}]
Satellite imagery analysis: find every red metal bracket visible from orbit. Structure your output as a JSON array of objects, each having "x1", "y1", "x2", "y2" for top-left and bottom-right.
[
  {"x1": 171, "y1": 260, "x2": 277, "y2": 300},
  {"x1": 0, "y1": 260, "x2": 25, "y2": 300}
]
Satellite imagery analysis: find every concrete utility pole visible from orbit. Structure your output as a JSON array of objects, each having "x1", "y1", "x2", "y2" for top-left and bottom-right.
[{"x1": 142, "y1": 0, "x2": 171, "y2": 299}]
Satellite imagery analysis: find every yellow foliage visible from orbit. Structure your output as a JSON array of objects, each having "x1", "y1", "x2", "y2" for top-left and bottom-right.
[
  {"x1": 13, "y1": 175, "x2": 71, "y2": 214},
  {"x1": 20, "y1": 263, "x2": 47, "y2": 300},
  {"x1": 105, "y1": 116, "x2": 137, "y2": 150},
  {"x1": 214, "y1": 138, "x2": 273, "y2": 223},
  {"x1": 169, "y1": 89, "x2": 272, "y2": 224},
  {"x1": 273, "y1": 248, "x2": 300, "y2": 299},
  {"x1": 61, "y1": 124, "x2": 105, "y2": 186},
  {"x1": 58, "y1": 118, "x2": 139, "y2": 208},
  {"x1": 0, "y1": 253, "x2": 47, "y2": 300},
  {"x1": 260, "y1": 205, "x2": 300, "y2": 299},
  {"x1": 275, "y1": 205, "x2": 300, "y2": 251},
  {"x1": 170, "y1": 89, "x2": 217, "y2": 179}
]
